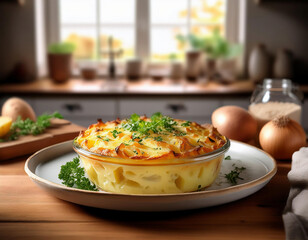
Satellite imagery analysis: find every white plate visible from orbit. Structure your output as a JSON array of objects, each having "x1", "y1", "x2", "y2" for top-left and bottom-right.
[{"x1": 25, "y1": 140, "x2": 277, "y2": 212}]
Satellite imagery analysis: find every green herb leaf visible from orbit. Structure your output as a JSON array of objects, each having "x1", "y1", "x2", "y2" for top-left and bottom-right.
[
  {"x1": 151, "y1": 112, "x2": 162, "y2": 121},
  {"x1": 132, "y1": 132, "x2": 140, "y2": 140},
  {"x1": 4, "y1": 112, "x2": 63, "y2": 141},
  {"x1": 181, "y1": 121, "x2": 191, "y2": 127},
  {"x1": 130, "y1": 113, "x2": 140, "y2": 122},
  {"x1": 225, "y1": 166, "x2": 246, "y2": 185},
  {"x1": 122, "y1": 112, "x2": 178, "y2": 136},
  {"x1": 98, "y1": 136, "x2": 110, "y2": 142},
  {"x1": 58, "y1": 157, "x2": 98, "y2": 191},
  {"x1": 225, "y1": 155, "x2": 231, "y2": 160},
  {"x1": 173, "y1": 132, "x2": 187, "y2": 136},
  {"x1": 111, "y1": 129, "x2": 122, "y2": 138},
  {"x1": 154, "y1": 136, "x2": 163, "y2": 141}
]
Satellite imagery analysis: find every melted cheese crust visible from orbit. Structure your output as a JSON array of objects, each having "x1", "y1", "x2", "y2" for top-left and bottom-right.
[{"x1": 76, "y1": 117, "x2": 226, "y2": 162}]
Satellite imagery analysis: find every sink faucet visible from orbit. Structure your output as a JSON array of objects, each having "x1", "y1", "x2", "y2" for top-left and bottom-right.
[{"x1": 102, "y1": 36, "x2": 123, "y2": 80}]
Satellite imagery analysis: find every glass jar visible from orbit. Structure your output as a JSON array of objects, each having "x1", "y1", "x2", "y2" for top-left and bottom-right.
[{"x1": 249, "y1": 79, "x2": 303, "y2": 133}]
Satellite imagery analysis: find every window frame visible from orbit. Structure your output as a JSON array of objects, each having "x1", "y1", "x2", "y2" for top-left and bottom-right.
[{"x1": 43, "y1": 0, "x2": 245, "y2": 73}]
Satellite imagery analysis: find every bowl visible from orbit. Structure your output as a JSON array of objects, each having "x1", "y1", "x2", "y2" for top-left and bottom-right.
[{"x1": 73, "y1": 138, "x2": 230, "y2": 194}]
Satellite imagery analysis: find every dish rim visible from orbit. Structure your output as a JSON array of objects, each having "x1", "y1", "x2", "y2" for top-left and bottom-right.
[
  {"x1": 72, "y1": 137, "x2": 231, "y2": 166},
  {"x1": 25, "y1": 140, "x2": 277, "y2": 198}
]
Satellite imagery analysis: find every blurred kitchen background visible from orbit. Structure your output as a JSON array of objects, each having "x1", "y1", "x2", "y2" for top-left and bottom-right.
[{"x1": 0, "y1": 0, "x2": 308, "y2": 131}]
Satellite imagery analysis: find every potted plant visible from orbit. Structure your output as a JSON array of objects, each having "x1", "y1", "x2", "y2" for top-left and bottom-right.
[
  {"x1": 48, "y1": 42, "x2": 75, "y2": 83},
  {"x1": 201, "y1": 29, "x2": 242, "y2": 82},
  {"x1": 177, "y1": 29, "x2": 241, "y2": 82},
  {"x1": 176, "y1": 34, "x2": 205, "y2": 81}
]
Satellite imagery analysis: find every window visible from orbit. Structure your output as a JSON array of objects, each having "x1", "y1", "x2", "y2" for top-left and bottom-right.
[
  {"x1": 47, "y1": 0, "x2": 243, "y2": 64},
  {"x1": 59, "y1": 0, "x2": 135, "y2": 61},
  {"x1": 150, "y1": 0, "x2": 226, "y2": 61}
]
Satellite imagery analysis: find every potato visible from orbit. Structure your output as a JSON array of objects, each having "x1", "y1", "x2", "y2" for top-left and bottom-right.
[{"x1": 1, "y1": 97, "x2": 36, "y2": 122}]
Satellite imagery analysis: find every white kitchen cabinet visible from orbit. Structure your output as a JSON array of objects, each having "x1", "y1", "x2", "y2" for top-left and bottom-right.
[
  {"x1": 119, "y1": 97, "x2": 220, "y2": 123},
  {"x1": 34, "y1": 97, "x2": 115, "y2": 116},
  {"x1": 32, "y1": 96, "x2": 116, "y2": 127}
]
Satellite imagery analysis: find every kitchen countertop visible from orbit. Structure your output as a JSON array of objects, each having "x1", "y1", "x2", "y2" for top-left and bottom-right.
[
  {"x1": 0, "y1": 153, "x2": 290, "y2": 239},
  {"x1": 2, "y1": 78, "x2": 307, "y2": 98},
  {"x1": 0, "y1": 78, "x2": 261, "y2": 96}
]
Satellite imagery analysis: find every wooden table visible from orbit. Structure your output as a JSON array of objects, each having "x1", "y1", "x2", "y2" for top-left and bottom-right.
[{"x1": 0, "y1": 154, "x2": 291, "y2": 240}]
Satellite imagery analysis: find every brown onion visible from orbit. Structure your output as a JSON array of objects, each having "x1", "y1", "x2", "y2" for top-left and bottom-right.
[
  {"x1": 211, "y1": 106, "x2": 257, "y2": 142},
  {"x1": 259, "y1": 116, "x2": 306, "y2": 159}
]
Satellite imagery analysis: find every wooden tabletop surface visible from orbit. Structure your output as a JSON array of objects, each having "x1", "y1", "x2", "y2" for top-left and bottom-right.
[{"x1": 0, "y1": 153, "x2": 291, "y2": 239}]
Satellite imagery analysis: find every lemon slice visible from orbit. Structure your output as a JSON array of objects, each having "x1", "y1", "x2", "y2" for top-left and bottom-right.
[{"x1": 0, "y1": 116, "x2": 12, "y2": 138}]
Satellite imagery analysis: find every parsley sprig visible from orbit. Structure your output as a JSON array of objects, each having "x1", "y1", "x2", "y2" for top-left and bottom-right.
[
  {"x1": 122, "y1": 112, "x2": 178, "y2": 136},
  {"x1": 2, "y1": 112, "x2": 63, "y2": 141},
  {"x1": 58, "y1": 157, "x2": 98, "y2": 191},
  {"x1": 225, "y1": 165, "x2": 246, "y2": 185}
]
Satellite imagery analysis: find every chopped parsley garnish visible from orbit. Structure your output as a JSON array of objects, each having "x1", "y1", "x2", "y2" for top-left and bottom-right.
[
  {"x1": 173, "y1": 132, "x2": 187, "y2": 136},
  {"x1": 133, "y1": 150, "x2": 138, "y2": 155},
  {"x1": 154, "y1": 136, "x2": 163, "y2": 141},
  {"x1": 122, "y1": 112, "x2": 178, "y2": 136},
  {"x1": 97, "y1": 135, "x2": 110, "y2": 142},
  {"x1": 111, "y1": 129, "x2": 122, "y2": 138},
  {"x1": 181, "y1": 121, "x2": 191, "y2": 127},
  {"x1": 58, "y1": 157, "x2": 98, "y2": 191},
  {"x1": 225, "y1": 166, "x2": 246, "y2": 185},
  {"x1": 132, "y1": 132, "x2": 140, "y2": 140},
  {"x1": 224, "y1": 155, "x2": 231, "y2": 160}
]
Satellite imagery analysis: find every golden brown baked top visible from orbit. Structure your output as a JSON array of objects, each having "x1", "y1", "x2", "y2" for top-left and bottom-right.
[{"x1": 75, "y1": 113, "x2": 226, "y2": 161}]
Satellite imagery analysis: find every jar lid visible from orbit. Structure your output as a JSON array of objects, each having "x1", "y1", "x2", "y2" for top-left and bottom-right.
[{"x1": 263, "y1": 79, "x2": 292, "y2": 90}]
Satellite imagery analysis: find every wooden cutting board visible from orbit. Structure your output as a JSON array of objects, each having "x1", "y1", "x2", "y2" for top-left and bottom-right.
[{"x1": 0, "y1": 121, "x2": 85, "y2": 161}]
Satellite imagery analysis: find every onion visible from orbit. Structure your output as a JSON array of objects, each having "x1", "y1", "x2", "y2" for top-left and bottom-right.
[
  {"x1": 259, "y1": 115, "x2": 306, "y2": 159},
  {"x1": 211, "y1": 106, "x2": 257, "y2": 142}
]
